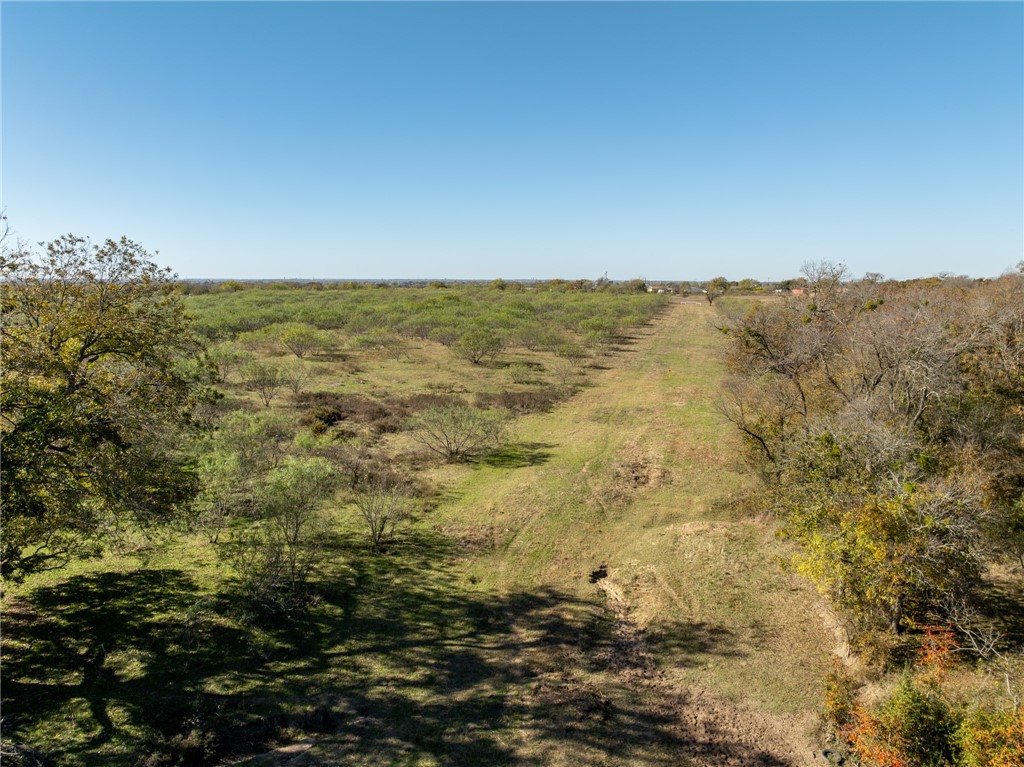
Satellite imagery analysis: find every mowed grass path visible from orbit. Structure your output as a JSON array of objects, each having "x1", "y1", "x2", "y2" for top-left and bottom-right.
[
  {"x1": 3, "y1": 301, "x2": 833, "y2": 767},
  {"x1": 412, "y1": 300, "x2": 835, "y2": 767}
]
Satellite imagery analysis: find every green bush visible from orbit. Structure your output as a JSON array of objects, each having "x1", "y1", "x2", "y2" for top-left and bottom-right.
[
  {"x1": 220, "y1": 457, "x2": 338, "y2": 616},
  {"x1": 956, "y1": 707, "x2": 1024, "y2": 767},
  {"x1": 453, "y1": 328, "x2": 504, "y2": 364},
  {"x1": 877, "y1": 675, "x2": 958, "y2": 766},
  {"x1": 845, "y1": 674, "x2": 958, "y2": 767}
]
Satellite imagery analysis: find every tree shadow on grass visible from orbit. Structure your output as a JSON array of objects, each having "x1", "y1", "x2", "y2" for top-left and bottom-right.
[
  {"x1": 2, "y1": 569, "x2": 259, "y2": 763},
  {"x1": 477, "y1": 442, "x2": 555, "y2": 469},
  {"x1": 310, "y1": 351, "x2": 350, "y2": 362},
  {"x1": 5, "y1": 530, "x2": 789, "y2": 767},
  {"x1": 647, "y1": 621, "x2": 744, "y2": 667}
]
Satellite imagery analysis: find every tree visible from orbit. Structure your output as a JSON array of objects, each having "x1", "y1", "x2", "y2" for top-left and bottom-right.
[
  {"x1": 193, "y1": 449, "x2": 242, "y2": 543},
  {"x1": 718, "y1": 267, "x2": 1024, "y2": 633},
  {"x1": 408, "y1": 404, "x2": 509, "y2": 461},
  {"x1": 349, "y1": 329, "x2": 408, "y2": 361},
  {"x1": 192, "y1": 410, "x2": 294, "y2": 540},
  {"x1": 554, "y1": 342, "x2": 589, "y2": 367},
  {"x1": 274, "y1": 322, "x2": 333, "y2": 358},
  {"x1": 800, "y1": 259, "x2": 849, "y2": 307},
  {"x1": 704, "y1": 276, "x2": 729, "y2": 305},
  {"x1": 207, "y1": 341, "x2": 254, "y2": 383},
  {"x1": 793, "y1": 480, "x2": 988, "y2": 633},
  {"x1": 508, "y1": 323, "x2": 546, "y2": 351},
  {"x1": 220, "y1": 457, "x2": 337, "y2": 615},
  {"x1": 352, "y1": 475, "x2": 414, "y2": 552},
  {"x1": 0, "y1": 234, "x2": 206, "y2": 578},
  {"x1": 241, "y1": 360, "x2": 283, "y2": 406},
  {"x1": 550, "y1": 358, "x2": 578, "y2": 386},
  {"x1": 452, "y1": 328, "x2": 504, "y2": 365},
  {"x1": 279, "y1": 358, "x2": 313, "y2": 397}
]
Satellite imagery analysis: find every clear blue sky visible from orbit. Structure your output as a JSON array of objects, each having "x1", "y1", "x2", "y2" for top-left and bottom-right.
[{"x1": 3, "y1": 1, "x2": 1022, "y2": 281}]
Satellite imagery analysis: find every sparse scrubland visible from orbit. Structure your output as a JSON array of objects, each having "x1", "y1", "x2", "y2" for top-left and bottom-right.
[{"x1": 2, "y1": 240, "x2": 1021, "y2": 767}]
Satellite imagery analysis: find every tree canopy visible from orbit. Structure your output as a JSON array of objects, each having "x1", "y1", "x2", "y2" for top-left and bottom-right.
[
  {"x1": 0, "y1": 234, "x2": 207, "y2": 577},
  {"x1": 704, "y1": 276, "x2": 729, "y2": 305},
  {"x1": 718, "y1": 263, "x2": 1024, "y2": 633}
]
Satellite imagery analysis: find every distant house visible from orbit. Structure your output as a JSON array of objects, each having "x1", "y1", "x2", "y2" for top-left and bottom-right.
[
  {"x1": 646, "y1": 284, "x2": 672, "y2": 294},
  {"x1": 790, "y1": 287, "x2": 807, "y2": 295}
]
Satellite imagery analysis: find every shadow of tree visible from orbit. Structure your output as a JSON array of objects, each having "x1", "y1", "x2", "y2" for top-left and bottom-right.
[
  {"x1": 477, "y1": 442, "x2": 555, "y2": 469},
  {"x1": 4, "y1": 530, "x2": 793, "y2": 767},
  {"x1": 975, "y1": 576, "x2": 1024, "y2": 652},
  {"x1": 3, "y1": 569, "x2": 259, "y2": 764}
]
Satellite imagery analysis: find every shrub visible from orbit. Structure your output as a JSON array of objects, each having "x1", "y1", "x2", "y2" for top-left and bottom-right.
[
  {"x1": 220, "y1": 457, "x2": 338, "y2": 615},
  {"x1": 348, "y1": 329, "x2": 407, "y2": 360},
  {"x1": 240, "y1": 361, "x2": 283, "y2": 406},
  {"x1": 844, "y1": 675, "x2": 958, "y2": 767},
  {"x1": 956, "y1": 707, "x2": 1024, "y2": 767},
  {"x1": 429, "y1": 326, "x2": 460, "y2": 347},
  {"x1": 453, "y1": 328, "x2": 504, "y2": 364},
  {"x1": 193, "y1": 450, "x2": 242, "y2": 542},
  {"x1": 475, "y1": 386, "x2": 571, "y2": 415},
  {"x1": 208, "y1": 409, "x2": 293, "y2": 476},
  {"x1": 140, "y1": 728, "x2": 218, "y2": 767},
  {"x1": 550, "y1": 357, "x2": 579, "y2": 386},
  {"x1": 279, "y1": 359, "x2": 313, "y2": 396},
  {"x1": 408, "y1": 404, "x2": 510, "y2": 462},
  {"x1": 554, "y1": 342, "x2": 589, "y2": 366},
  {"x1": 296, "y1": 392, "x2": 390, "y2": 425},
  {"x1": 236, "y1": 326, "x2": 276, "y2": 352},
  {"x1": 352, "y1": 475, "x2": 415, "y2": 552},
  {"x1": 396, "y1": 392, "x2": 464, "y2": 413},
  {"x1": 822, "y1": 658, "x2": 859, "y2": 736},
  {"x1": 508, "y1": 325, "x2": 545, "y2": 351},
  {"x1": 207, "y1": 341, "x2": 254, "y2": 382},
  {"x1": 274, "y1": 322, "x2": 333, "y2": 358},
  {"x1": 507, "y1": 362, "x2": 533, "y2": 384}
]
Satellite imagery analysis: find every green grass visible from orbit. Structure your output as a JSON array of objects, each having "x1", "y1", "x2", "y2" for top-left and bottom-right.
[{"x1": 3, "y1": 299, "x2": 834, "y2": 766}]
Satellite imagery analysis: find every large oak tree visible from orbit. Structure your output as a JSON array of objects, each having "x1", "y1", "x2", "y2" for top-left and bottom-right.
[{"x1": 1, "y1": 234, "x2": 207, "y2": 578}]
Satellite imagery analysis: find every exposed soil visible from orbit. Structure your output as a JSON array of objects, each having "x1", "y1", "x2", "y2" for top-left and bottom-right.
[
  {"x1": 611, "y1": 446, "x2": 669, "y2": 493},
  {"x1": 594, "y1": 574, "x2": 820, "y2": 767}
]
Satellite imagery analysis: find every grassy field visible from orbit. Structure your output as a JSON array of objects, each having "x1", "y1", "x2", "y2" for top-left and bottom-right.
[{"x1": 2, "y1": 298, "x2": 835, "y2": 767}]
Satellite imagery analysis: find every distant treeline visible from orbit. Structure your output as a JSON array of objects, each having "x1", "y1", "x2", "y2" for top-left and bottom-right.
[{"x1": 176, "y1": 276, "x2": 651, "y2": 294}]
